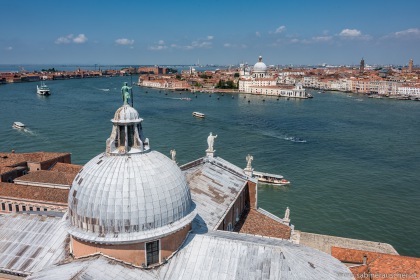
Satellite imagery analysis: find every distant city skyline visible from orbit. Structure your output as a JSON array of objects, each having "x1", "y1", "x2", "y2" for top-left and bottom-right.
[{"x1": 1, "y1": 0, "x2": 419, "y2": 66}]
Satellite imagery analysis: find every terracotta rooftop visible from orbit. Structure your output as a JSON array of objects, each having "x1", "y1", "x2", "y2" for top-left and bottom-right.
[
  {"x1": 234, "y1": 208, "x2": 291, "y2": 239},
  {"x1": 0, "y1": 152, "x2": 70, "y2": 168},
  {"x1": 14, "y1": 170, "x2": 77, "y2": 186},
  {"x1": 50, "y1": 162, "x2": 83, "y2": 176},
  {"x1": 0, "y1": 166, "x2": 15, "y2": 174},
  {"x1": 332, "y1": 247, "x2": 420, "y2": 279},
  {"x1": 0, "y1": 182, "x2": 68, "y2": 204}
]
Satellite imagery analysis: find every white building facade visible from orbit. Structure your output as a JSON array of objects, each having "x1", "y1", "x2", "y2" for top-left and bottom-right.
[{"x1": 239, "y1": 56, "x2": 308, "y2": 98}]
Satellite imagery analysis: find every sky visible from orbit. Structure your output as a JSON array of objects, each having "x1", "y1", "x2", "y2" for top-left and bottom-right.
[{"x1": 1, "y1": 0, "x2": 419, "y2": 66}]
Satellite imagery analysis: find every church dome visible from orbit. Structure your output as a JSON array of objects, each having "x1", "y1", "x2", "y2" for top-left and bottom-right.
[
  {"x1": 112, "y1": 105, "x2": 141, "y2": 124},
  {"x1": 253, "y1": 56, "x2": 267, "y2": 73},
  {"x1": 68, "y1": 104, "x2": 195, "y2": 244}
]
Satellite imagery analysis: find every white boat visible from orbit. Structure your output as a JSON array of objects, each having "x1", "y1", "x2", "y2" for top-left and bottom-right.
[
  {"x1": 253, "y1": 171, "x2": 290, "y2": 186},
  {"x1": 192, "y1": 112, "x2": 205, "y2": 118},
  {"x1": 12, "y1": 122, "x2": 26, "y2": 129},
  {"x1": 37, "y1": 81, "x2": 51, "y2": 95}
]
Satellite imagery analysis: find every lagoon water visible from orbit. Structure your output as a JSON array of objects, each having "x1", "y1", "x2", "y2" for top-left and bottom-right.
[{"x1": 1, "y1": 76, "x2": 419, "y2": 256}]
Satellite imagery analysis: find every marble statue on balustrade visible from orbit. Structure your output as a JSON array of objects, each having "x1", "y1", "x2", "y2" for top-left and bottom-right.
[
  {"x1": 283, "y1": 207, "x2": 290, "y2": 224},
  {"x1": 170, "y1": 149, "x2": 176, "y2": 162}
]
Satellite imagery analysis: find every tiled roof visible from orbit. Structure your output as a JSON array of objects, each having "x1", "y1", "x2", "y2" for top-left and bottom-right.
[
  {"x1": 235, "y1": 208, "x2": 291, "y2": 239},
  {"x1": 0, "y1": 182, "x2": 68, "y2": 204},
  {"x1": 0, "y1": 153, "x2": 28, "y2": 168},
  {"x1": 0, "y1": 166, "x2": 15, "y2": 174},
  {"x1": 332, "y1": 247, "x2": 420, "y2": 278},
  {"x1": 49, "y1": 162, "x2": 82, "y2": 175},
  {"x1": 332, "y1": 246, "x2": 381, "y2": 263},
  {"x1": 14, "y1": 170, "x2": 76, "y2": 186},
  {"x1": 0, "y1": 152, "x2": 70, "y2": 168}
]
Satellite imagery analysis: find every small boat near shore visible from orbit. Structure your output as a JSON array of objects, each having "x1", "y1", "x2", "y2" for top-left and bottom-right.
[
  {"x1": 253, "y1": 171, "x2": 290, "y2": 186},
  {"x1": 37, "y1": 81, "x2": 51, "y2": 95},
  {"x1": 12, "y1": 122, "x2": 26, "y2": 129},
  {"x1": 192, "y1": 112, "x2": 205, "y2": 118}
]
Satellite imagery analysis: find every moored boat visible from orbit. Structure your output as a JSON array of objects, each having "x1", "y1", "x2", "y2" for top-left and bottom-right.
[
  {"x1": 253, "y1": 171, "x2": 290, "y2": 185},
  {"x1": 192, "y1": 111, "x2": 205, "y2": 118},
  {"x1": 12, "y1": 122, "x2": 26, "y2": 129},
  {"x1": 37, "y1": 81, "x2": 51, "y2": 95}
]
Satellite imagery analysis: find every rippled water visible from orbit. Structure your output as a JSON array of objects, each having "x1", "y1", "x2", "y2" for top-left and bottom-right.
[{"x1": 1, "y1": 76, "x2": 419, "y2": 256}]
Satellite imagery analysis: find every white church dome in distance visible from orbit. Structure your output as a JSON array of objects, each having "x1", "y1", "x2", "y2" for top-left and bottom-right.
[{"x1": 253, "y1": 56, "x2": 267, "y2": 72}]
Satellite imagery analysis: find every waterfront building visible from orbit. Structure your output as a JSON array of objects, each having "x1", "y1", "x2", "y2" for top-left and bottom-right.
[
  {"x1": 138, "y1": 66, "x2": 169, "y2": 75},
  {"x1": 397, "y1": 84, "x2": 420, "y2": 96},
  {"x1": 239, "y1": 56, "x2": 308, "y2": 98}
]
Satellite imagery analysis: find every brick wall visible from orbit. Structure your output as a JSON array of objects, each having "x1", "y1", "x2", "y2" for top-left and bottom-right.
[{"x1": 71, "y1": 223, "x2": 191, "y2": 267}]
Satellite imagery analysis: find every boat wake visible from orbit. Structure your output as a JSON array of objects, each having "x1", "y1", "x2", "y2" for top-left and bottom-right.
[
  {"x1": 261, "y1": 130, "x2": 307, "y2": 143},
  {"x1": 99, "y1": 88, "x2": 110, "y2": 92},
  {"x1": 170, "y1": 97, "x2": 192, "y2": 101},
  {"x1": 14, "y1": 127, "x2": 37, "y2": 136},
  {"x1": 284, "y1": 136, "x2": 307, "y2": 143}
]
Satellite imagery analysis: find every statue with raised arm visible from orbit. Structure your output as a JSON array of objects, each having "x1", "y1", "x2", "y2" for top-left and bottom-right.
[
  {"x1": 170, "y1": 149, "x2": 176, "y2": 162},
  {"x1": 207, "y1": 132, "x2": 218, "y2": 152},
  {"x1": 121, "y1": 82, "x2": 132, "y2": 105},
  {"x1": 284, "y1": 207, "x2": 290, "y2": 220},
  {"x1": 246, "y1": 154, "x2": 253, "y2": 169}
]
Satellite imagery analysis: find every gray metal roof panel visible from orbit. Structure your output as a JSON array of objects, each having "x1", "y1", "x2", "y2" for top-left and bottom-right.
[
  {"x1": 0, "y1": 213, "x2": 67, "y2": 275},
  {"x1": 158, "y1": 232, "x2": 353, "y2": 280},
  {"x1": 184, "y1": 157, "x2": 249, "y2": 230},
  {"x1": 27, "y1": 255, "x2": 158, "y2": 280}
]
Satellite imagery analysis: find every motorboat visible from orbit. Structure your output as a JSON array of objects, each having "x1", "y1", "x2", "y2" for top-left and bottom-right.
[
  {"x1": 37, "y1": 81, "x2": 51, "y2": 95},
  {"x1": 253, "y1": 171, "x2": 290, "y2": 186},
  {"x1": 192, "y1": 112, "x2": 205, "y2": 118},
  {"x1": 12, "y1": 122, "x2": 26, "y2": 129}
]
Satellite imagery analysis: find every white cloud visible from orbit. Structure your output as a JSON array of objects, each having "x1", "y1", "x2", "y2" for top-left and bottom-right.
[
  {"x1": 149, "y1": 45, "x2": 167, "y2": 51},
  {"x1": 339, "y1": 29, "x2": 361, "y2": 37},
  {"x1": 223, "y1": 43, "x2": 247, "y2": 49},
  {"x1": 275, "y1": 25, "x2": 286, "y2": 34},
  {"x1": 73, "y1": 34, "x2": 88, "y2": 43},
  {"x1": 339, "y1": 29, "x2": 370, "y2": 40},
  {"x1": 5, "y1": 46, "x2": 13, "y2": 51},
  {"x1": 171, "y1": 37, "x2": 213, "y2": 50},
  {"x1": 394, "y1": 28, "x2": 420, "y2": 37},
  {"x1": 55, "y1": 34, "x2": 73, "y2": 44},
  {"x1": 312, "y1": 36, "x2": 333, "y2": 42},
  {"x1": 256, "y1": 31, "x2": 261, "y2": 37},
  {"x1": 115, "y1": 38, "x2": 134, "y2": 45},
  {"x1": 55, "y1": 34, "x2": 88, "y2": 44},
  {"x1": 149, "y1": 40, "x2": 168, "y2": 50}
]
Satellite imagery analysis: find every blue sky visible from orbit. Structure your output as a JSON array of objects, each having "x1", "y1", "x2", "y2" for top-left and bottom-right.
[{"x1": 1, "y1": 0, "x2": 419, "y2": 66}]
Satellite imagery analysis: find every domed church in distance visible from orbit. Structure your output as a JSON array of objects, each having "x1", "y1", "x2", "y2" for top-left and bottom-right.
[{"x1": 0, "y1": 95, "x2": 365, "y2": 279}]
